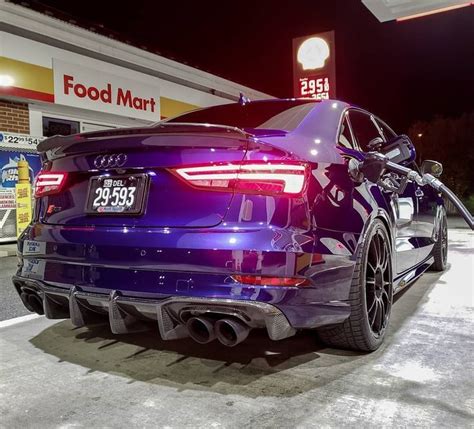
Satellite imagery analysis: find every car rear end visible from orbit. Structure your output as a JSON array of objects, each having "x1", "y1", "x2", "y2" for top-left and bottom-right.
[{"x1": 14, "y1": 103, "x2": 354, "y2": 346}]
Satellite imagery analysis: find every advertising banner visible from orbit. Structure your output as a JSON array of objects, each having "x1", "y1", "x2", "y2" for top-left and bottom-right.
[
  {"x1": 53, "y1": 59, "x2": 161, "y2": 121},
  {"x1": 293, "y1": 31, "x2": 336, "y2": 100},
  {"x1": 0, "y1": 131, "x2": 43, "y2": 151},
  {"x1": 15, "y1": 183, "x2": 32, "y2": 237},
  {"x1": 0, "y1": 151, "x2": 41, "y2": 187},
  {"x1": 0, "y1": 150, "x2": 41, "y2": 242},
  {"x1": 0, "y1": 188, "x2": 15, "y2": 209}
]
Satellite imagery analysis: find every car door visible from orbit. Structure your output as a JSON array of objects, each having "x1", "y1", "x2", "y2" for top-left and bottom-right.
[
  {"x1": 347, "y1": 109, "x2": 420, "y2": 274},
  {"x1": 374, "y1": 117, "x2": 424, "y2": 271}
]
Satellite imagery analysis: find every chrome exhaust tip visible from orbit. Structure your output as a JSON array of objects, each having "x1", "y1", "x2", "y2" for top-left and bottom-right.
[
  {"x1": 186, "y1": 316, "x2": 216, "y2": 344},
  {"x1": 215, "y1": 318, "x2": 250, "y2": 347},
  {"x1": 20, "y1": 290, "x2": 44, "y2": 315},
  {"x1": 20, "y1": 291, "x2": 35, "y2": 313}
]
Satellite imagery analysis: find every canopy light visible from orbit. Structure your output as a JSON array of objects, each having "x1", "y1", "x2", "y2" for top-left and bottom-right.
[{"x1": 0, "y1": 75, "x2": 15, "y2": 87}]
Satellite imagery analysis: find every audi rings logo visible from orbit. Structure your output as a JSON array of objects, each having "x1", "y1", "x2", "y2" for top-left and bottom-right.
[{"x1": 94, "y1": 153, "x2": 127, "y2": 169}]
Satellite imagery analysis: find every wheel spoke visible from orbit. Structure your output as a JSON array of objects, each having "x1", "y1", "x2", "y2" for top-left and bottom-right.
[
  {"x1": 369, "y1": 241, "x2": 377, "y2": 268},
  {"x1": 380, "y1": 300, "x2": 386, "y2": 329},
  {"x1": 370, "y1": 300, "x2": 380, "y2": 327},
  {"x1": 374, "y1": 234, "x2": 381, "y2": 266},
  {"x1": 381, "y1": 243, "x2": 389, "y2": 271},
  {"x1": 368, "y1": 296, "x2": 377, "y2": 314}
]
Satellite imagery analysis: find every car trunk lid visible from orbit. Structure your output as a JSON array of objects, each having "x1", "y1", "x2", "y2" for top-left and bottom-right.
[{"x1": 37, "y1": 124, "x2": 250, "y2": 228}]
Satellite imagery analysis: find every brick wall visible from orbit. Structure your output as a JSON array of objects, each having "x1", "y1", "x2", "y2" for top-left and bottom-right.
[{"x1": 0, "y1": 99, "x2": 30, "y2": 134}]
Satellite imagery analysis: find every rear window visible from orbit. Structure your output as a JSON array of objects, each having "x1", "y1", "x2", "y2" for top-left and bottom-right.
[{"x1": 165, "y1": 100, "x2": 317, "y2": 131}]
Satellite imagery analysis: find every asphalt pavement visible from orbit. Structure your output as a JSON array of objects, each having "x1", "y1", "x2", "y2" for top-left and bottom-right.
[{"x1": 0, "y1": 255, "x2": 29, "y2": 321}]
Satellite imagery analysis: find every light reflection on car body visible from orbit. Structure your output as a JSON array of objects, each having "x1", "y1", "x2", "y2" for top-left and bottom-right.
[{"x1": 13, "y1": 99, "x2": 444, "y2": 350}]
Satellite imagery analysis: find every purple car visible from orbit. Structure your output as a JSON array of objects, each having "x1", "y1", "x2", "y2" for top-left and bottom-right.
[{"x1": 13, "y1": 99, "x2": 447, "y2": 351}]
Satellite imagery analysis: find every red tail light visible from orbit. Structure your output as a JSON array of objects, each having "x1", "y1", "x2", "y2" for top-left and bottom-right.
[
  {"x1": 34, "y1": 172, "x2": 68, "y2": 198},
  {"x1": 232, "y1": 275, "x2": 310, "y2": 287},
  {"x1": 173, "y1": 162, "x2": 309, "y2": 196}
]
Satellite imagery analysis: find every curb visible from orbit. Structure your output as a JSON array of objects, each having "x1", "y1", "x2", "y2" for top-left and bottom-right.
[
  {"x1": 0, "y1": 314, "x2": 42, "y2": 328},
  {"x1": 0, "y1": 249, "x2": 17, "y2": 258}
]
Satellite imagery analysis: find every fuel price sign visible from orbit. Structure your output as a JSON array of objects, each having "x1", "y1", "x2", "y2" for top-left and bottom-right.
[{"x1": 293, "y1": 31, "x2": 336, "y2": 100}]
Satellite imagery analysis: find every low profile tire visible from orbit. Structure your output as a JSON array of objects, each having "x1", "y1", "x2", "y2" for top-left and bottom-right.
[
  {"x1": 429, "y1": 209, "x2": 448, "y2": 272},
  {"x1": 318, "y1": 219, "x2": 393, "y2": 352}
]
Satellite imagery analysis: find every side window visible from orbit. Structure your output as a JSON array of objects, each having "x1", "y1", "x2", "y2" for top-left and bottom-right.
[
  {"x1": 338, "y1": 116, "x2": 356, "y2": 149},
  {"x1": 375, "y1": 118, "x2": 396, "y2": 142},
  {"x1": 347, "y1": 110, "x2": 382, "y2": 152}
]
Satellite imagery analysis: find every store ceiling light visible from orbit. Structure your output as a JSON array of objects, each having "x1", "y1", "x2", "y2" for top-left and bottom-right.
[{"x1": 0, "y1": 75, "x2": 15, "y2": 87}]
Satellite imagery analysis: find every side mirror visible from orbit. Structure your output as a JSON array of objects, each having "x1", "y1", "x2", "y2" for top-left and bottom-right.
[{"x1": 421, "y1": 160, "x2": 443, "y2": 177}]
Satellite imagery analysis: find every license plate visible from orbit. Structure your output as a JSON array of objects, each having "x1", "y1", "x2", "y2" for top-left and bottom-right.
[{"x1": 85, "y1": 174, "x2": 148, "y2": 215}]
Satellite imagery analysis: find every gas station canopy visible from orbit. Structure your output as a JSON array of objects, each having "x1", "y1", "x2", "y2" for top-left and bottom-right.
[{"x1": 361, "y1": 0, "x2": 472, "y2": 22}]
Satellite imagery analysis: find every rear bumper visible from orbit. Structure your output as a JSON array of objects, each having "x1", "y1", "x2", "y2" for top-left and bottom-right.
[{"x1": 15, "y1": 222, "x2": 356, "y2": 332}]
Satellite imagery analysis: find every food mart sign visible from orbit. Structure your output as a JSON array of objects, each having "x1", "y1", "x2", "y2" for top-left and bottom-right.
[{"x1": 53, "y1": 59, "x2": 160, "y2": 121}]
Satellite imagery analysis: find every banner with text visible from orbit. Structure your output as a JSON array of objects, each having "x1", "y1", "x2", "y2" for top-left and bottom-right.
[{"x1": 53, "y1": 59, "x2": 160, "y2": 121}]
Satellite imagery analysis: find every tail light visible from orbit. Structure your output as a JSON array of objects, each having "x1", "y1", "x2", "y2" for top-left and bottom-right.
[
  {"x1": 173, "y1": 162, "x2": 309, "y2": 196},
  {"x1": 232, "y1": 275, "x2": 310, "y2": 287},
  {"x1": 34, "y1": 172, "x2": 68, "y2": 198}
]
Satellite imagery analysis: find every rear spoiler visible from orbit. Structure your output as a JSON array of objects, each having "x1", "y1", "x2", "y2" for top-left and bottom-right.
[{"x1": 37, "y1": 122, "x2": 253, "y2": 153}]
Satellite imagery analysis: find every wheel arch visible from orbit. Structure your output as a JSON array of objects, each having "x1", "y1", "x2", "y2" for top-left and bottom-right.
[{"x1": 356, "y1": 208, "x2": 394, "y2": 254}]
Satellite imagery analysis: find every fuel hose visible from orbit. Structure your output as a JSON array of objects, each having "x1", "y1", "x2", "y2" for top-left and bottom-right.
[{"x1": 385, "y1": 160, "x2": 474, "y2": 230}]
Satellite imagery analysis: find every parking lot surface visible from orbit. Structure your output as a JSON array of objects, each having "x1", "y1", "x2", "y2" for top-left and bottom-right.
[{"x1": 0, "y1": 229, "x2": 472, "y2": 428}]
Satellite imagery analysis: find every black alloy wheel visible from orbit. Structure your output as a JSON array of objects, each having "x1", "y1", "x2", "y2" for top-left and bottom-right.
[
  {"x1": 430, "y1": 210, "x2": 448, "y2": 272},
  {"x1": 441, "y1": 217, "x2": 448, "y2": 266},
  {"x1": 365, "y1": 229, "x2": 392, "y2": 337},
  {"x1": 318, "y1": 219, "x2": 393, "y2": 351}
]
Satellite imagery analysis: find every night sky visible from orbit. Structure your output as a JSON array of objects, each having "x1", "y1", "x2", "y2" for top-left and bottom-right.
[{"x1": 15, "y1": 0, "x2": 474, "y2": 132}]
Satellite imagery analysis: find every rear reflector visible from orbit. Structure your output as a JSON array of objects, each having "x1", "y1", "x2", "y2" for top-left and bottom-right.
[
  {"x1": 232, "y1": 275, "x2": 310, "y2": 287},
  {"x1": 34, "y1": 172, "x2": 68, "y2": 198},
  {"x1": 174, "y1": 162, "x2": 308, "y2": 196}
]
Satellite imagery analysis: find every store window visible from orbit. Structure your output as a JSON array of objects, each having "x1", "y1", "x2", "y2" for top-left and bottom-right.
[{"x1": 42, "y1": 117, "x2": 80, "y2": 137}]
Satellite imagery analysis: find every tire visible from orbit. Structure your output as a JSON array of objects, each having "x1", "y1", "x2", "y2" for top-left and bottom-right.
[
  {"x1": 318, "y1": 219, "x2": 393, "y2": 352},
  {"x1": 429, "y1": 209, "x2": 448, "y2": 272}
]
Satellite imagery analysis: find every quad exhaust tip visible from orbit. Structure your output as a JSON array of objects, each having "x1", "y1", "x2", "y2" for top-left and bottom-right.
[
  {"x1": 20, "y1": 290, "x2": 44, "y2": 315},
  {"x1": 186, "y1": 316, "x2": 251, "y2": 346},
  {"x1": 215, "y1": 318, "x2": 250, "y2": 347},
  {"x1": 186, "y1": 316, "x2": 216, "y2": 344}
]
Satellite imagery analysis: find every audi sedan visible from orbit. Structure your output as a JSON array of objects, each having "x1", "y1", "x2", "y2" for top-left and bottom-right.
[{"x1": 13, "y1": 99, "x2": 447, "y2": 351}]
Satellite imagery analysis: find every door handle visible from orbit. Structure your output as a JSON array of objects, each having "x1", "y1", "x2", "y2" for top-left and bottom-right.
[{"x1": 415, "y1": 188, "x2": 424, "y2": 198}]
